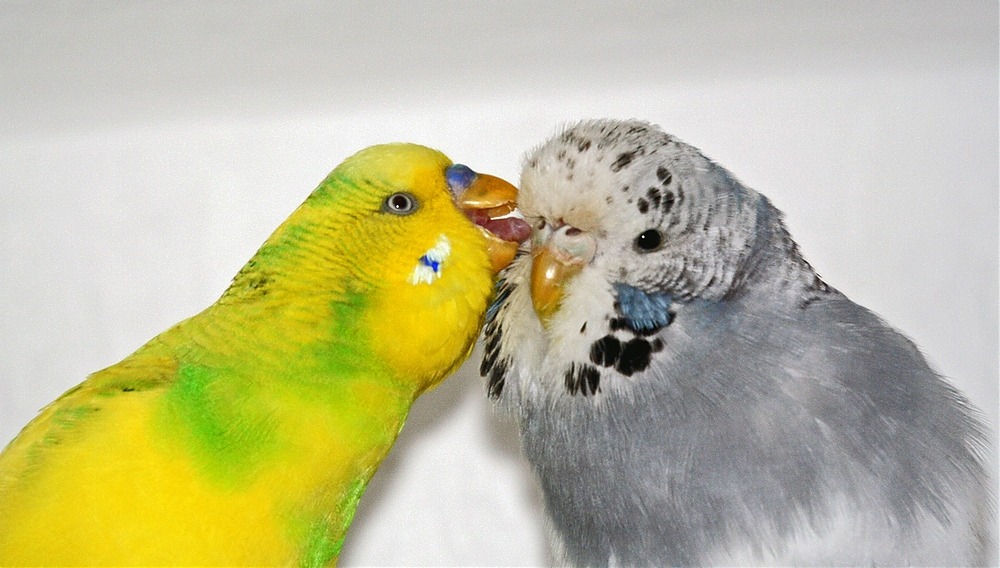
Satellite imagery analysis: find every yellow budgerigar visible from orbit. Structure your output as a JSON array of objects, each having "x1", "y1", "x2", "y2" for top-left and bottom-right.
[{"x1": 0, "y1": 143, "x2": 530, "y2": 566}]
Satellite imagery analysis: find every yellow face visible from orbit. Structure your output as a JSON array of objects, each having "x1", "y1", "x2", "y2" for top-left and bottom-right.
[
  {"x1": 218, "y1": 143, "x2": 523, "y2": 395},
  {"x1": 333, "y1": 144, "x2": 491, "y2": 288},
  {"x1": 349, "y1": 147, "x2": 497, "y2": 391},
  {"x1": 319, "y1": 144, "x2": 517, "y2": 393}
]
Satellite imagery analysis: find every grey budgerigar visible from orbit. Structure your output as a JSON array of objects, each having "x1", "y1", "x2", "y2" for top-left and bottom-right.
[{"x1": 482, "y1": 119, "x2": 995, "y2": 566}]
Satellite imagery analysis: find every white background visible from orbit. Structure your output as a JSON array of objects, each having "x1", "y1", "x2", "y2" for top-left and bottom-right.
[{"x1": 1, "y1": 2, "x2": 996, "y2": 565}]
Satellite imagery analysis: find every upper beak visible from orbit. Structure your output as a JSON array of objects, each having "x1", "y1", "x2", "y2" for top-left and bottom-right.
[
  {"x1": 450, "y1": 166, "x2": 531, "y2": 272},
  {"x1": 530, "y1": 225, "x2": 596, "y2": 326},
  {"x1": 455, "y1": 172, "x2": 517, "y2": 211}
]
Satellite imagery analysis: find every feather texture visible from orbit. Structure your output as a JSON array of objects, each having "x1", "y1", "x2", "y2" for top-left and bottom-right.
[
  {"x1": 0, "y1": 143, "x2": 504, "y2": 566},
  {"x1": 484, "y1": 120, "x2": 995, "y2": 566}
]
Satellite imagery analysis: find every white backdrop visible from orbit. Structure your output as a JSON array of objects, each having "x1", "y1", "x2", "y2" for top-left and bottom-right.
[{"x1": 1, "y1": 2, "x2": 997, "y2": 565}]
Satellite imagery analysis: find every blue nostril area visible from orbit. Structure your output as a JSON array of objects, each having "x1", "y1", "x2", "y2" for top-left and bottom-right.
[{"x1": 446, "y1": 164, "x2": 477, "y2": 194}]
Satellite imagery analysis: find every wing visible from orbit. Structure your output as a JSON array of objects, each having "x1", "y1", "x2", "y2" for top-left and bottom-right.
[{"x1": 0, "y1": 351, "x2": 179, "y2": 490}]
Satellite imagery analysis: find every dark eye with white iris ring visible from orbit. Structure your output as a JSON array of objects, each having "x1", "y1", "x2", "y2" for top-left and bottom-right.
[
  {"x1": 634, "y1": 229, "x2": 663, "y2": 252},
  {"x1": 383, "y1": 192, "x2": 417, "y2": 215}
]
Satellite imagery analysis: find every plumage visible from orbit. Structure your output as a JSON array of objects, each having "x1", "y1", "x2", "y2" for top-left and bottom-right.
[
  {"x1": 0, "y1": 143, "x2": 527, "y2": 566},
  {"x1": 484, "y1": 120, "x2": 995, "y2": 566}
]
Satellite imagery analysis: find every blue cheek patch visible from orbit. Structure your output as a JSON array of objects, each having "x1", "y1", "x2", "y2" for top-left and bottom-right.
[
  {"x1": 419, "y1": 255, "x2": 441, "y2": 273},
  {"x1": 408, "y1": 234, "x2": 451, "y2": 286},
  {"x1": 613, "y1": 283, "x2": 673, "y2": 332}
]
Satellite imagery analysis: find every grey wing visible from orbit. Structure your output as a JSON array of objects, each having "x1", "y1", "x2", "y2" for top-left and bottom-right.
[{"x1": 717, "y1": 294, "x2": 996, "y2": 564}]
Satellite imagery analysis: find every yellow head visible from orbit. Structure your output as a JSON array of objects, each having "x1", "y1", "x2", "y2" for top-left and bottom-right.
[{"x1": 220, "y1": 143, "x2": 526, "y2": 394}]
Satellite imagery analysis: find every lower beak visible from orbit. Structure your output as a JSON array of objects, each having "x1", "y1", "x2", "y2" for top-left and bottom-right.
[
  {"x1": 455, "y1": 173, "x2": 529, "y2": 273},
  {"x1": 483, "y1": 233, "x2": 521, "y2": 273}
]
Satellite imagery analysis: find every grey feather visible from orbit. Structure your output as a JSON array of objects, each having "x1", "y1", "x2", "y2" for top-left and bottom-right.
[{"x1": 484, "y1": 119, "x2": 995, "y2": 566}]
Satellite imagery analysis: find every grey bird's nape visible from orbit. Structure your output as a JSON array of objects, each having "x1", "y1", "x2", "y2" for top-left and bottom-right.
[{"x1": 484, "y1": 119, "x2": 996, "y2": 566}]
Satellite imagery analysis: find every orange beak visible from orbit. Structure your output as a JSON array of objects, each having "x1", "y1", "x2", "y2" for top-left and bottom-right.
[
  {"x1": 453, "y1": 171, "x2": 530, "y2": 272},
  {"x1": 529, "y1": 226, "x2": 596, "y2": 325}
]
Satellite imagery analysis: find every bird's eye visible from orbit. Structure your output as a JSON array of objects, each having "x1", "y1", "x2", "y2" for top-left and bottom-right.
[
  {"x1": 383, "y1": 192, "x2": 417, "y2": 215},
  {"x1": 634, "y1": 229, "x2": 663, "y2": 252}
]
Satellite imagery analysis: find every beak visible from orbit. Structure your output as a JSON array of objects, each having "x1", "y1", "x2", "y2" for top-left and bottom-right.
[
  {"x1": 530, "y1": 226, "x2": 596, "y2": 325},
  {"x1": 455, "y1": 172, "x2": 517, "y2": 210},
  {"x1": 450, "y1": 166, "x2": 531, "y2": 272}
]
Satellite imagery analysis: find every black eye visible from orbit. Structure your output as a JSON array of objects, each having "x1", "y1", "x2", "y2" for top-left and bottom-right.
[
  {"x1": 383, "y1": 192, "x2": 417, "y2": 215},
  {"x1": 634, "y1": 229, "x2": 662, "y2": 252}
]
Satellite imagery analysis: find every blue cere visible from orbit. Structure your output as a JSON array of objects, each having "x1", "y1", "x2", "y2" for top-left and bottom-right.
[
  {"x1": 614, "y1": 283, "x2": 673, "y2": 332},
  {"x1": 446, "y1": 164, "x2": 477, "y2": 193}
]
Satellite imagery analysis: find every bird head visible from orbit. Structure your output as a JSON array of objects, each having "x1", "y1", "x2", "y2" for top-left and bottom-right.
[
  {"x1": 316, "y1": 143, "x2": 529, "y2": 286},
  {"x1": 482, "y1": 120, "x2": 773, "y2": 400},
  {"x1": 225, "y1": 143, "x2": 529, "y2": 394},
  {"x1": 517, "y1": 120, "x2": 764, "y2": 331}
]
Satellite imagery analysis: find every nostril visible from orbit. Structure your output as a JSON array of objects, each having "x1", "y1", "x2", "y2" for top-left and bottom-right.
[{"x1": 565, "y1": 227, "x2": 582, "y2": 236}]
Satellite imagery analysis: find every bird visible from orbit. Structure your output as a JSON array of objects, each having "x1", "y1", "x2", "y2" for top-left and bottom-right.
[
  {"x1": 481, "y1": 119, "x2": 995, "y2": 566},
  {"x1": 0, "y1": 142, "x2": 530, "y2": 566}
]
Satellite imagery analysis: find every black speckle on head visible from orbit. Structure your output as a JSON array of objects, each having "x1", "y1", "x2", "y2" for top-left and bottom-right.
[
  {"x1": 620, "y1": 185, "x2": 630, "y2": 193},
  {"x1": 646, "y1": 187, "x2": 661, "y2": 208},
  {"x1": 615, "y1": 339, "x2": 654, "y2": 376},
  {"x1": 580, "y1": 321, "x2": 588, "y2": 334},
  {"x1": 662, "y1": 190, "x2": 675, "y2": 213},
  {"x1": 651, "y1": 338, "x2": 664, "y2": 352},
  {"x1": 557, "y1": 150, "x2": 567, "y2": 161},
  {"x1": 589, "y1": 335, "x2": 622, "y2": 368},
  {"x1": 605, "y1": 195, "x2": 613, "y2": 204},
  {"x1": 566, "y1": 158, "x2": 576, "y2": 169},
  {"x1": 578, "y1": 139, "x2": 592, "y2": 152},
  {"x1": 637, "y1": 198, "x2": 649, "y2": 214},
  {"x1": 656, "y1": 166, "x2": 672, "y2": 185},
  {"x1": 611, "y1": 151, "x2": 636, "y2": 172}
]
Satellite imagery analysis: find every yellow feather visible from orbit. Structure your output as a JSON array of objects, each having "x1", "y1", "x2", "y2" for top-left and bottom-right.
[{"x1": 0, "y1": 143, "x2": 501, "y2": 566}]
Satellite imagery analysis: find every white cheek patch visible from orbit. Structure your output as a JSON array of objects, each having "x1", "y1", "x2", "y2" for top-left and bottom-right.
[{"x1": 408, "y1": 234, "x2": 451, "y2": 285}]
